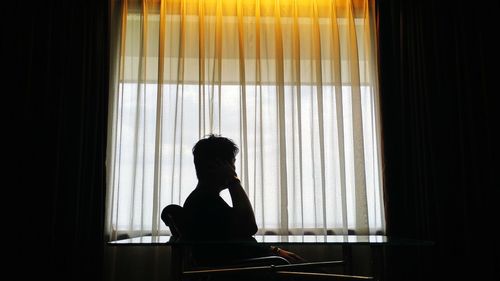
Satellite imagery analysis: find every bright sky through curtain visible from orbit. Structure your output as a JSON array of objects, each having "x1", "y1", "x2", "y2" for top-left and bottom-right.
[{"x1": 106, "y1": 0, "x2": 384, "y2": 240}]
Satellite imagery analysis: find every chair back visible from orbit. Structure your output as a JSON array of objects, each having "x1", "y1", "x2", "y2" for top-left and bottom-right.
[{"x1": 161, "y1": 204, "x2": 187, "y2": 239}]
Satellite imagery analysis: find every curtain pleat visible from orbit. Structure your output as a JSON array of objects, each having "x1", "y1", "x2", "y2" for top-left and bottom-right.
[{"x1": 106, "y1": 0, "x2": 384, "y2": 240}]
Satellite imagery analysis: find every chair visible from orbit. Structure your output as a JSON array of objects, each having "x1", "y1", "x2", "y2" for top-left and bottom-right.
[{"x1": 161, "y1": 204, "x2": 375, "y2": 281}]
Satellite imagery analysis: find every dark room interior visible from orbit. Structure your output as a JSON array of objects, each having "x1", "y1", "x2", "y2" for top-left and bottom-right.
[{"x1": 9, "y1": 0, "x2": 499, "y2": 280}]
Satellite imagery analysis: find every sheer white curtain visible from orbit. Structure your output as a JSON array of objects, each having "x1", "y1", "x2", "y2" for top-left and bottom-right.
[{"x1": 106, "y1": 0, "x2": 385, "y2": 240}]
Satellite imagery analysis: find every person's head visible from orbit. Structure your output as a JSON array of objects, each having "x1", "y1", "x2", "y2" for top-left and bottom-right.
[{"x1": 192, "y1": 134, "x2": 239, "y2": 183}]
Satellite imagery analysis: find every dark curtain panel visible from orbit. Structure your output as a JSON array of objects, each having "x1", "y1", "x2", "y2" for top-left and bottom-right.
[
  {"x1": 11, "y1": 1, "x2": 109, "y2": 281},
  {"x1": 378, "y1": 0, "x2": 499, "y2": 280}
]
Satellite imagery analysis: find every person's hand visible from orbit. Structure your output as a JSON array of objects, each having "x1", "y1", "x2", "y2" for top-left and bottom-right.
[
  {"x1": 275, "y1": 247, "x2": 306, "y2": 263},
  {"x1": 222, "y1": 160, "x2": 240, "y2": 186},
  {"x1": 210, "y1": 159, "x2": 239, "y2": 186}
]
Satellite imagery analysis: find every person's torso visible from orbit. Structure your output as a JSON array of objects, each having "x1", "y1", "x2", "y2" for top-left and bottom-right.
[{"x1": 182, "y1": 187, "x2": 270, "y2": 265}]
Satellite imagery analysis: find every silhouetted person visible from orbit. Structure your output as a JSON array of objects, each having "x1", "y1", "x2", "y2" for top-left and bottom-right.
[{"x1": 183, "y1": 134, "x2": 304, "y2": 266}]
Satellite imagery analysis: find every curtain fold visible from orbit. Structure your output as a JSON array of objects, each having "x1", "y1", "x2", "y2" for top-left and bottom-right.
[{"x1": 106, "y1": 0, "x2": 384, "y2": 240}]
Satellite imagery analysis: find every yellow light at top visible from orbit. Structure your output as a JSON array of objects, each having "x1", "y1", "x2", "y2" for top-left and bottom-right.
[{"x1": 138, "y1": 0, "x2": 368, "y2": 17}]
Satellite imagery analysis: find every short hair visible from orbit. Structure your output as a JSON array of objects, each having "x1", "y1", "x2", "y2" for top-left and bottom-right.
[{"x1": 192, "y1": 134, "x2": 239, "y2": 180}]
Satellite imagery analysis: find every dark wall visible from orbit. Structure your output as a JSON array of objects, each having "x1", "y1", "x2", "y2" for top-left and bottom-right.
[
  {"x1": 11, "y1": 1, "x2": 109, "y2": 281},
  {"x1": 378, "y1": 0, "x2": 499, "y2": 280}
]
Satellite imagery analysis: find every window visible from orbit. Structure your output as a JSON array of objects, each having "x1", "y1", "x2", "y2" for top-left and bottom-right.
[{"x1": 106, "y1": 0, "x2": 385, "y2": 240}]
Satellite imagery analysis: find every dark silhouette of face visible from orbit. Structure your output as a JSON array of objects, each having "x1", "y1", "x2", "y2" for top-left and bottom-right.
[{"x1": 192, "y1": 135, "x2": 239, "y2": 189}]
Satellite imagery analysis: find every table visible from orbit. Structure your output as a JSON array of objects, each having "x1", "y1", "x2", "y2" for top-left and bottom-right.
[{"x1": 108, "y1": 235, "x2": 433, "y2": 281}]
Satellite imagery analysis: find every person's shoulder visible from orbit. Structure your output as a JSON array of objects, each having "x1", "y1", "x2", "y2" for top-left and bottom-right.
[
  {"x1": 184, "y1": 188, "x2": 229, "y2": 213},
  {"x1": 183, "y1": 189, "x2": 199, "y2": 209},
  {"x1": 183, "y1": 188, "x2": 210, "y2": 210}
]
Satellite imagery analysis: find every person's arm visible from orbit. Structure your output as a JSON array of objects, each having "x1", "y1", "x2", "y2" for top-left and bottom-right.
[
  {"x1": 227, "y1": 177, "x2": 258, "y2": 236},
  {"x1": 270, "y1": 246, "x2": 306, "y2": 263}
]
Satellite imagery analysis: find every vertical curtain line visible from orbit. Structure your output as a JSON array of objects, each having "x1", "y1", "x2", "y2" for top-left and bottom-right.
[
  {"x1": 237, "y1": 0, "x2": 250, "y2": 195},
  {"x1": 255, "y1": 0, "x2": 265, "y2": 228},
  {"x1": 177, "y1": 0, "x2": 187, "y2": 204},
  {"x1": 312, "y1": 0, "x2": 328, "y2": 235},
  {"x1": 274, "y1": 0, "x2": 289, "y2": 235},
  {"x1": 106, "y1": 0, "x2": 384, "y2": 239},
  {"x1": 368, "y1": 0, "x2": 385, "y2": 229},
  {"x1": 363, "y1": 0, "x2": 378, "y2": 229},
  {"x1": 346, "y1": 0, "x2": 369, "y2": 233},
  {"x1": 198, "y1": 0, "x2": 205, "y2": 138},
  {"x1": 216, "y1": 0, "x2": 222, "y2": 134},
  {"x1": 151, "y1": 0, "x2": 167, "y2": 236},
  {"x1": 329, "y1": 0, "x2": 348, "y2": 233},
  {"x1": 292, "y1": 0, "x2": 304, "y2": 231},
  {"x1": 134, "y1": 0, "x2": 148, "y2": 236},
  {"x1": 106, "y1": 0, "x2": 128, "y2": 241}
]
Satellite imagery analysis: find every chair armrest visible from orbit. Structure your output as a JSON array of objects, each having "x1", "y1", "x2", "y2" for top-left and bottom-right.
[
  {"x1": 275, "y1": 260, "x2": 345, "y2": 271},
  {"x1": 228, "y1": 255, "x2": 290, "y2": 267}
]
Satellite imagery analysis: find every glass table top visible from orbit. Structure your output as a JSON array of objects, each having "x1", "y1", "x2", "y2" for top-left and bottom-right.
[{"x1": 107, "y1": 235, "x2": 433, "y2": 246}]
